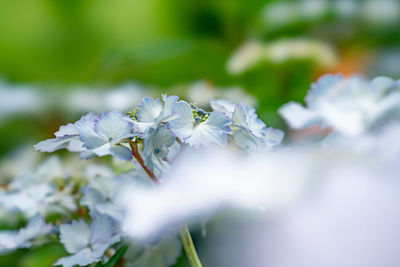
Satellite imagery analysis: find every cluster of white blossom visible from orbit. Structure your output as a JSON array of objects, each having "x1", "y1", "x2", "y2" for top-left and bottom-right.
[{"x1": 1, "y1": 74, "x2": 400, "y2": 267}]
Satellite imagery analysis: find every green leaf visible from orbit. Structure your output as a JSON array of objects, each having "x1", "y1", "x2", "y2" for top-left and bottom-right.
[{"x1": 96, "y1": 244, "x2": 129, "y2": 267}]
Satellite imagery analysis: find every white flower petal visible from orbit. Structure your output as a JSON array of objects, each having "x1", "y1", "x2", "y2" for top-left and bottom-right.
[
  {"x1": 168, "y1": 101, "x2": 195, "y2": 140},
  {"x1": 75, "y1": 113, "x2": 107, "y2": 149},
  {"x1": 138, "y1": 97, "x2": 163, "y2": 122},
  {"x1": 54, "y1": 123, "x2": 80, "y2": 138},
  {"x1": 264, "y1": 127, "x2": 284, "y2": 146},
  {"x1": 53, "y1": 248, "x2": 94, "y2": 267},
  {"x1": 279, "y1": 102, "x2": 321, "y2": 129},
  {"x1": 185, "y1": 111, "x2": 231, "y2": 148},
  {"x1": 110, "y1": 145, "x2": 133, "y2": 161},
  {"x1": 89, "y1": 215, "x2": 114, "y2": 244},
  {"x1": 161, "y1": 94, "x2": 179, "y2": 121},
  {"x1": 210, "y1": 99, "x2": 236, "y2": 117},
  {"x1": 81, "y1": 188, "x2": 104, "y2": 212},
  {"x1": 306, "y1": 74, "x2": 343, "y2": 107},
  {"x1": 95, "y1": 111, "x2": 133, "y2": 142},
  {"x1": 59, "y1": 220, "x2": 90, "y2": 254},
  {"x1": 232, "y1": 103, "x2": 248, "y2": 128},
  {"x1": 233, "y1": 130, "x2": 260, "y2": 151},
  {"x1": 34, "y1": 137, "x2": 75, "y2": 153}
]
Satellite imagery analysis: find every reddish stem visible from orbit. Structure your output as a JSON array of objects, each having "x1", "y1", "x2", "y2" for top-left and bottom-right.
[{"x1": 128, "y1": 140, "x2": 160, "y2": 184}]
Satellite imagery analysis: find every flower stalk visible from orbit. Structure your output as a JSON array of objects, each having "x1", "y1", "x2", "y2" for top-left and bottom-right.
[
  {"x1": 128, "y1": 139, "x2": 159, "y2": 184},
  {"x1": 129, "y1": 139, "x2": 202, "y2": 267},
  {"x1": 180, "y1": 225, "x2": 203, "y2": 267}
]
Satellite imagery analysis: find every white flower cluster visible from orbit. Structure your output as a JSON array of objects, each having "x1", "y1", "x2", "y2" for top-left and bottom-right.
[
  {"x1": 1, "y1": 93, "x2": 281, "y2": 266},
  {"x1": 2, "y1": 74, "x2": 400, "y2": 267}
]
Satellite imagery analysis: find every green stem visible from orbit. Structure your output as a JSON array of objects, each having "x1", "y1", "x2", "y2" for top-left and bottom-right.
[
  {"x1": 180, "y1": 225, "x2": 202, "y2": 267},
  {"x1": 129, "y1": 139, "x2": 202, "y2": 267}
]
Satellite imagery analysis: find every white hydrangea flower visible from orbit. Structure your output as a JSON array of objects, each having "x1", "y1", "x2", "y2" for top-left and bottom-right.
[
  {"x1": 35, "y1": 111, "x2": 136, "y2": 161},
  {"x1": 74, "y1": 111, "x2": 134, "y2": 161},
  {"x1": 34, "y1": 123, "x2": 85, "y2": 153},
  {"x1": 0, "y1": 214, "x2": 52, "y2": 254},
  {"x1": 29, "y1": 93, "x2": 287, "y2": 266},
  {"x1": 279, "y1": 74, "x2": 400, "y2": 136},
  {"x1": 168, "y1": 101, "x2": 231, "y2": 148},
  {"x1": 54, "y1": 215, "x2": 120, "y2": 267},
  {"x1": 211, "y1": 99, "x2": 283, "y2": 150},
  {"x1": 7, "y1": 156, "x2": 64, "y2": 191},
  {"x1": 133, "y1": 95, "x2": 179, "y2": 137},
  {"x1": 0, "y1": 183, "x2": 77, "y2": 217},
  {"x1": 0, "y1": 157, "x2": 77, "y2": 217},
  {"x1": 81, "y1": 175, "x2": 135, "y2": 222},
  {"x1": 142, "y1": 125, "x2": 177, "y2": 176}
]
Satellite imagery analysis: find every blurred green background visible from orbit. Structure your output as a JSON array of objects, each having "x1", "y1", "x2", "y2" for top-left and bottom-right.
[{"x1": 1, "y1": 0, "x2": 400, "y2": 266}]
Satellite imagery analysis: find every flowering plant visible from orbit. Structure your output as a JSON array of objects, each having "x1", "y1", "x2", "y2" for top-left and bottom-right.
[{"x1": 1, "y1": 74, "x2": 400, "y2": 267}]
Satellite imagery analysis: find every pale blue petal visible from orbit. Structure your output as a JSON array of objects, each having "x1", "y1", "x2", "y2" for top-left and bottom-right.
[
  {"x1": 110, "y1": 145, "x2": 133, "y2": 161},
  {"x1": 80, "y1": 188, "x2": 104, "y2": 213},
  {"x1": 244, "y1": 110, "x2": 267, "y2": 138},
  {"x1": 16, "y1": 214, "x2": 52, "y2": 249},
  {"x1": 57, "y1": 194, "x2": 77, "y2": 212},
  {"x1": 264, "y1": 127, "x2": 284, "y2": 145},
  {"x1": 166, "y1": 141, "x2": 181, "y2": 162},
  {"x1": 88, "y1": 177, "x2": 116, "y2": 199},
  {"x1": 210, "y1": 99, "x2": 236, "y2": 117},
  {"x1": 161, "y1": 94, "x2": 179, "y2": 121},
  {"x1": 306, "y1": 74, "x2": 343, "y2": 107},
  {"x1": 80, "y1": 150, "x2": 96, "y2": 159},
  {"x1": 75, "y1": 113, "x2": 107, "y2": 149},
  {"x1": 89, "y1": 215, "x2": 114, "y2": 244},
  {"x1": 145, "y1": 126, "x2": 175, "y2": 156},
  {"x1": 185, "y1": 124, "x2": 224, "y2": 148},
  {"x1": 66, "y1": 138, "x2": 85, "y2": 152},
  {"x1": 278, "y1": 102, "x2": 321, "y2": 129},
  {"x1": 204, "y1": 111, "x2": 232, "y2": 133},
  {"x1": 91, "y1": 235, "x2": 121, "y2": 259},
  {"x1": 138, "y1": 97, "x2": 163, "y2": 122},
  {"x1": 34, "y1": 137, "x2": 75, "y2": 153},
  {"x1": 55, "y1": 216, "x2": 121, "y2": 267},
  {"x1": 167, "y1": 101, "x2": 194, "y2": 140},
  {"x1": 0, "y1": 191, "x2": 37, "y2": 213},
  {"x1": 371, "y1": 76, "x2": 395, "y2": 93},
  {"x1": 0, "y1": 215, "x2": 52, "y2": 254},
  {"x1": 89, "y1": 143, "x2": 134, "y2": 161},
  {"x1": 148, "y1": 154, "x2": 170, "y2": 177},
  {"x1": 132, "y1": 121, "x2": 157, "y2": 136},
  {"x1": 0, "y1": 184, "x2": 53, "y2": 214},
  {"x1": 94, "y1": 111, "x2": 133, "y2": 143},
  {"x1": 232, "y1": 103, "x2": 266, "y2": 138},
  {"x1": 233, "y1": 130, "x2": 260, "y2": 151},
  {"x1": 18, "y1": 214, "x2": 53, "y2": 241},
  {"x1": 143, "y1": 126, "x2": 175, "y2": 172},
  {"x1": 54, "y1": 123, "x2": 79, "y2": 138},
  {"x1": 35, "y1": 156, "x2": 64, "y2": 181},
  {"x1": 96, "y1": 203, "x2": 124, "y2": 222},
  {"x1": 59, "y1": 220, "x2": 90, "y2": 254},
  {"x1": 185, "y1": 111, "x2": 231, "y2": 148},
  {"x1": 247, "y1": 116, "x2": 267, "y2": 138},
  {"x1": 82, "y1": 178, "x2": 126, "y2": 220},
  {"x1": 53, "y1": 248, "x2": 95, "y2": 267},
  {"x1": 91, "y1": 143, "x2": 112, "y2": 157},
  {"x1": 232, "y1": 103, "x2": 248, "y2": 128}
]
